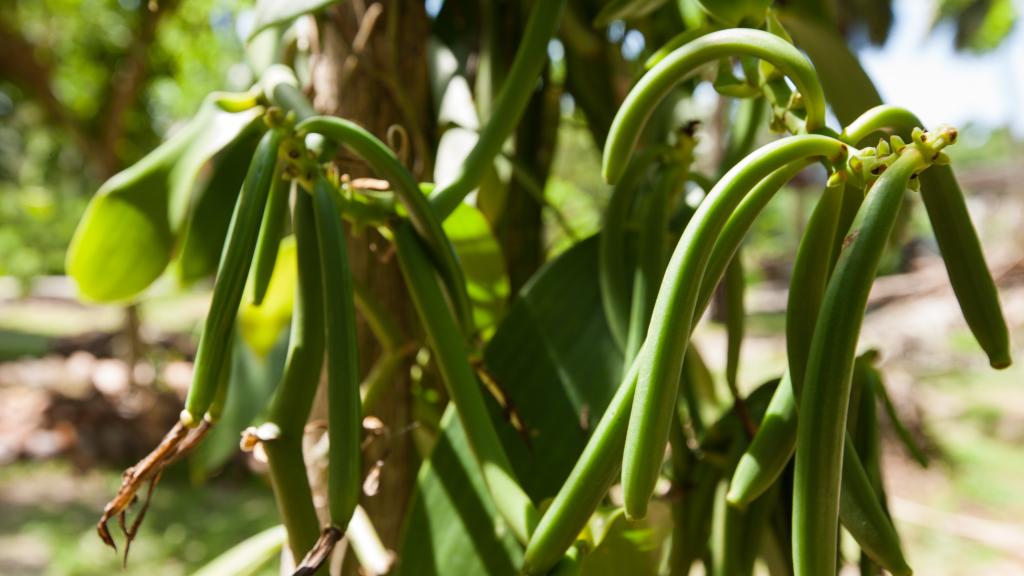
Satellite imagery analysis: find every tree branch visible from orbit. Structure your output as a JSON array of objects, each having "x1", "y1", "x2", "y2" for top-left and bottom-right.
[
  {"x1": 95, "y1": 0, "x2": 180, "y2": 176},
  {"x1": 0, "y1": 18, "x2": 99, "y2": 167}
]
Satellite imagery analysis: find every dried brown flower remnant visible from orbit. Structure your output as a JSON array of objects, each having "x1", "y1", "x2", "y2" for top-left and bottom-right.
[
  {"x1": 292, "y1": 525, "x2": 343, "y2": 576},
  {"x1": 96, "y1": 419, "x2": 211, "y2": 563}
]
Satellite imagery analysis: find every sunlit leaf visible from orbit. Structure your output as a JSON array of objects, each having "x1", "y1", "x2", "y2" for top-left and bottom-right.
[
  {"x1": 937, "y1": 0, "x2": 1017, "y2": 53},
  {"x1": 192, "y1": 525, "x2": 287, "y2": 576},
  {"x1": 176, "y1": 117, "x2": 265, "y2": 284},
  {"x1": 249, "y1": 0, "x2": 342, "y2": 41},
  {"x1": 779, "y1": 11, "x2": 882, "y2": 125},
  {"x1": 444, "y1": 203, "x2": 509, "y2": 334},
  {"x1": 66, "y1": 95, "x2": 261, "y2": 302},
  {"x1": 191, "y1": 331, "x2": 287, "y2": 479},
  {"x1": 594, "y1": 0, "x2": 671, "y2": 26},
  {"x1": 238, "y1": 236, "x2": 297, "y2": 357},
  {"x1": 579, "y1": 507, "x2": 672, "y2": 576},
  {"x1": 399, "y1": 238, "x2": 626, "y2": 575}
]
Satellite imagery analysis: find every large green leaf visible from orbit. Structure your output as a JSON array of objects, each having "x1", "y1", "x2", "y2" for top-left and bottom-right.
[
  {"x1": 579, "y1": 507, "x2": 672, "y2": 576},
  {"x1": 399, "y1": 238, "x2": 626, "y2": 575},
  {"x1": 444, "y1": 202, "x2": 510, "y2": 335},
  {"x1": 192, "y1": 525, "x2": 286, "y2": 576},
  {"x1": 249, "y1": 0, "x2": 342, "y2": 41},
  {"x1": 66, "y1": 96, "x2": 261, "y2": 302},
  {"x1": 238, "y1": 236, "x2": 297, "y2": 357},
  {"x1": 594, "y1": 0, "x2": 671, "y2": 26},
  {"x1": 191, "y1": 331, "x2": 287, "y2": 480},
  {"x1": 484, "y1": 239, "x2": 624, "y2": 500},
  {"x1": 778, "y1": 11, "x2": 882, "y2": 125},
  {"x1": 175, "y1": 118, "x2": 265, "y2": 284},
  {"x1": 398, "y1": 408, "x2": 525, "y2": 576}
]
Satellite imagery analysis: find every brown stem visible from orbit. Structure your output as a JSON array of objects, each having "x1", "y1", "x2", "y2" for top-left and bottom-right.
[
  {"x1": 96, "y1": 419, "x2": 212, "y2": 562},
  {"x1": 291, "y1": 525, "x2": 343, "y2": 576}
]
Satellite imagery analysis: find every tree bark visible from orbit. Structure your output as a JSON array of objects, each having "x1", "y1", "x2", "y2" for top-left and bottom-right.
[{"x1": 311, "y1": 0, "x2": 432, "y2": 557}]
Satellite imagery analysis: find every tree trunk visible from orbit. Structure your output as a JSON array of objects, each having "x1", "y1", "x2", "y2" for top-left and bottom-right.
[{"x1": 311, "y1": 0, "x2": 432, "y2": 557}]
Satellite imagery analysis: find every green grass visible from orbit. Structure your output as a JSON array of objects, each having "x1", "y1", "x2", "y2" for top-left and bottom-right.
[{"x1": 0, "y1": 461, "x2": 281, "y2": 576}]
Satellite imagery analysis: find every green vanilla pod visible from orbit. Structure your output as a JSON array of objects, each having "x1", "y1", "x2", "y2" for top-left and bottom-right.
[
  {"x1": 392, "y1": 223, "x2": 536, "y2": 545},
  {"x1": 690, "y1": 381, "x2": 777, "y2": 572},
  {"x1": 872, "y1": 363, "x2": 929, "y2": 467},
  {"x1": 627, "y1": 163, "x2": 687, "y2": 363},
  {"x1": 429, "y1": 0, "x2": 567, "y2": 219},
  {"x1": 311, "y1": 173, "x2": 362, "y2": 531},
  {"x1": 522, "y1": 359, "x2": 641, "y2": 574},
  {"x1": 667, "y1": 416, "x2": 694, "y2": 575},
  {"x1": 786, "y1": 183, "x2": 844, "y2": 395},
  {"x1": 793, "y1": 129, "x2": 957, "y2": 576},
  {"x1": 600, "y1": 149, "x2": 665, "y2": 351},
  {"x1": 697, "y1": 153, "x2": 910, "y2": 574},
  {"x1": 176, "y1": 118, "x2": 265, "y2": 284},
  {"x1": 854, "y1": 359, "x2": 902, "y2": 576},
  {"x1": 712, "y1": 436, "x2": 772, "y2": 576},
  {"x1": 727, "y1": 373, "x2": 795, "y2": 509},
  {"x1": 296, "y1": 116, "x2": 473, "y2": 335},
  {"x1": 262, "y1": 189, "x2": 325, "y2": 562},
  {"x1": 603, "y1": 29, "x2": 827, "y2": 185},
  {"x1": 853, "y1": 355, "x2": 887, "y2": 497},
  {"x1": 839, "y1": 434, "x2": 909, "y2": 575},
  {"x1": 709, "y1": 439, "x2": 741, "y2": 576},
  {"x1": 525, "y1": 144, "x2": 837, "y2": 574},
  {"x1": 728, "y1": 377, "x2": 911, "y2": 573},
  {"x1": 723, "y1": 256, "x2": 745, "y2": 398},
  {"x1": 622, "y1": 135, "x2": 846, "y2": 520},
  {"x1": 525, "y1": 150, "x2": 827, "y2": 573},
  {"x1": 645, "y1": 26, "x2": 715, "y2": 70},
  {"x1": 842, "y1": 105, "x2": 1011, "y2": 369},
  {"x1": 251, "y1": 164, "x2": 292, "y2": 306},
  {"x1": 920, "y1": 165, "x2": 1011, "y2": 368},
  {"x1": 678, "y1": 455, "x2": 723, "y2": 571},
  {"x1": 183, "y1": 126, "x2": 285, "y2": 423},
  {"x1": 67, "y1": 95, "x2": 262, "y2": 302},
  {"x1": 735, "y1": 483, "x2": 779, "y2": 576}
]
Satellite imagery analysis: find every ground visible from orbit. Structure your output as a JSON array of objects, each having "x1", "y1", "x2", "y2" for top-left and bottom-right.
[{"x1": 0, "y1": 256, "x2": 1022, "y2": 575}]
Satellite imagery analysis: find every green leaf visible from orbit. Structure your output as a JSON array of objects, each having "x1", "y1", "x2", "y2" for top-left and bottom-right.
[
  {"x1": 778, "y1": 11, "x2": 882, "y2": 125},
  {"x1": 398, "y1": 408, "x2": 524, "y2": 576},
  {"x1": 594, "y1": 0, "x2": 671, "y2": 26},
  {"x1": 66, "y1": 95, "x2": 262, "y2": 302},
  {"x1": 191, "y1": 331, "x2": 287, "y2": 479},
  {"x1": 176, "y1": 116, "x2": 265, "y2": 284},
  {"x1": 238, "y1": 236, "x2": 298, "y2": 357},
  {"x1": 444, "y1": 202, "x2": 510, "y2": 335},
  {"x1": 695, "y1": 0, "x2": 771, "y2": 26},
  {"x1": 192, "y1": 525, "x2": 287, "y2": 576},
  {"x1": 249, "y1": 0, "x2": 342, "y2": 41},
  {"x1": 484, "y1": 238, "x2": 624, "y2": 499},
  {"x1": 578, "y1": 507, "x2": 673, "y2": 576},
  {"x1": 940, "y1": 0, "x2": 1017, "y2": 53},
  {"x1": 399, "y1": 238, "x2": 625, "y2": 575}
]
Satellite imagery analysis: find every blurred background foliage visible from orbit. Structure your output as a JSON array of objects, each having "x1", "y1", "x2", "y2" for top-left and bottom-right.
[
  {"x1": 0, "y1": 0, "x2": 1019, "y2": 282},
  {"x1": 0, "y1": 0, "x2": 247, "y2": 282},
  {"x1": 1, "y1": 0, "x2": 1022, "y2": 574}
]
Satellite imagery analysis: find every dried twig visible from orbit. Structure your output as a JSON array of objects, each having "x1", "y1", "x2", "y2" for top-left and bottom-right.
[
  {"x1": 292, "y1": 525, "x2": 343, "y2": 576},
  {"x1": 96, "y1": 419, "x2": 212, "y2": 563}
]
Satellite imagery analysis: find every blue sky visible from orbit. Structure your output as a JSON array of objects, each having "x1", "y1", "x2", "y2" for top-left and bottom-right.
[{"x1": 859, "y1": 0, "x2": 1023, "y2": 137}]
